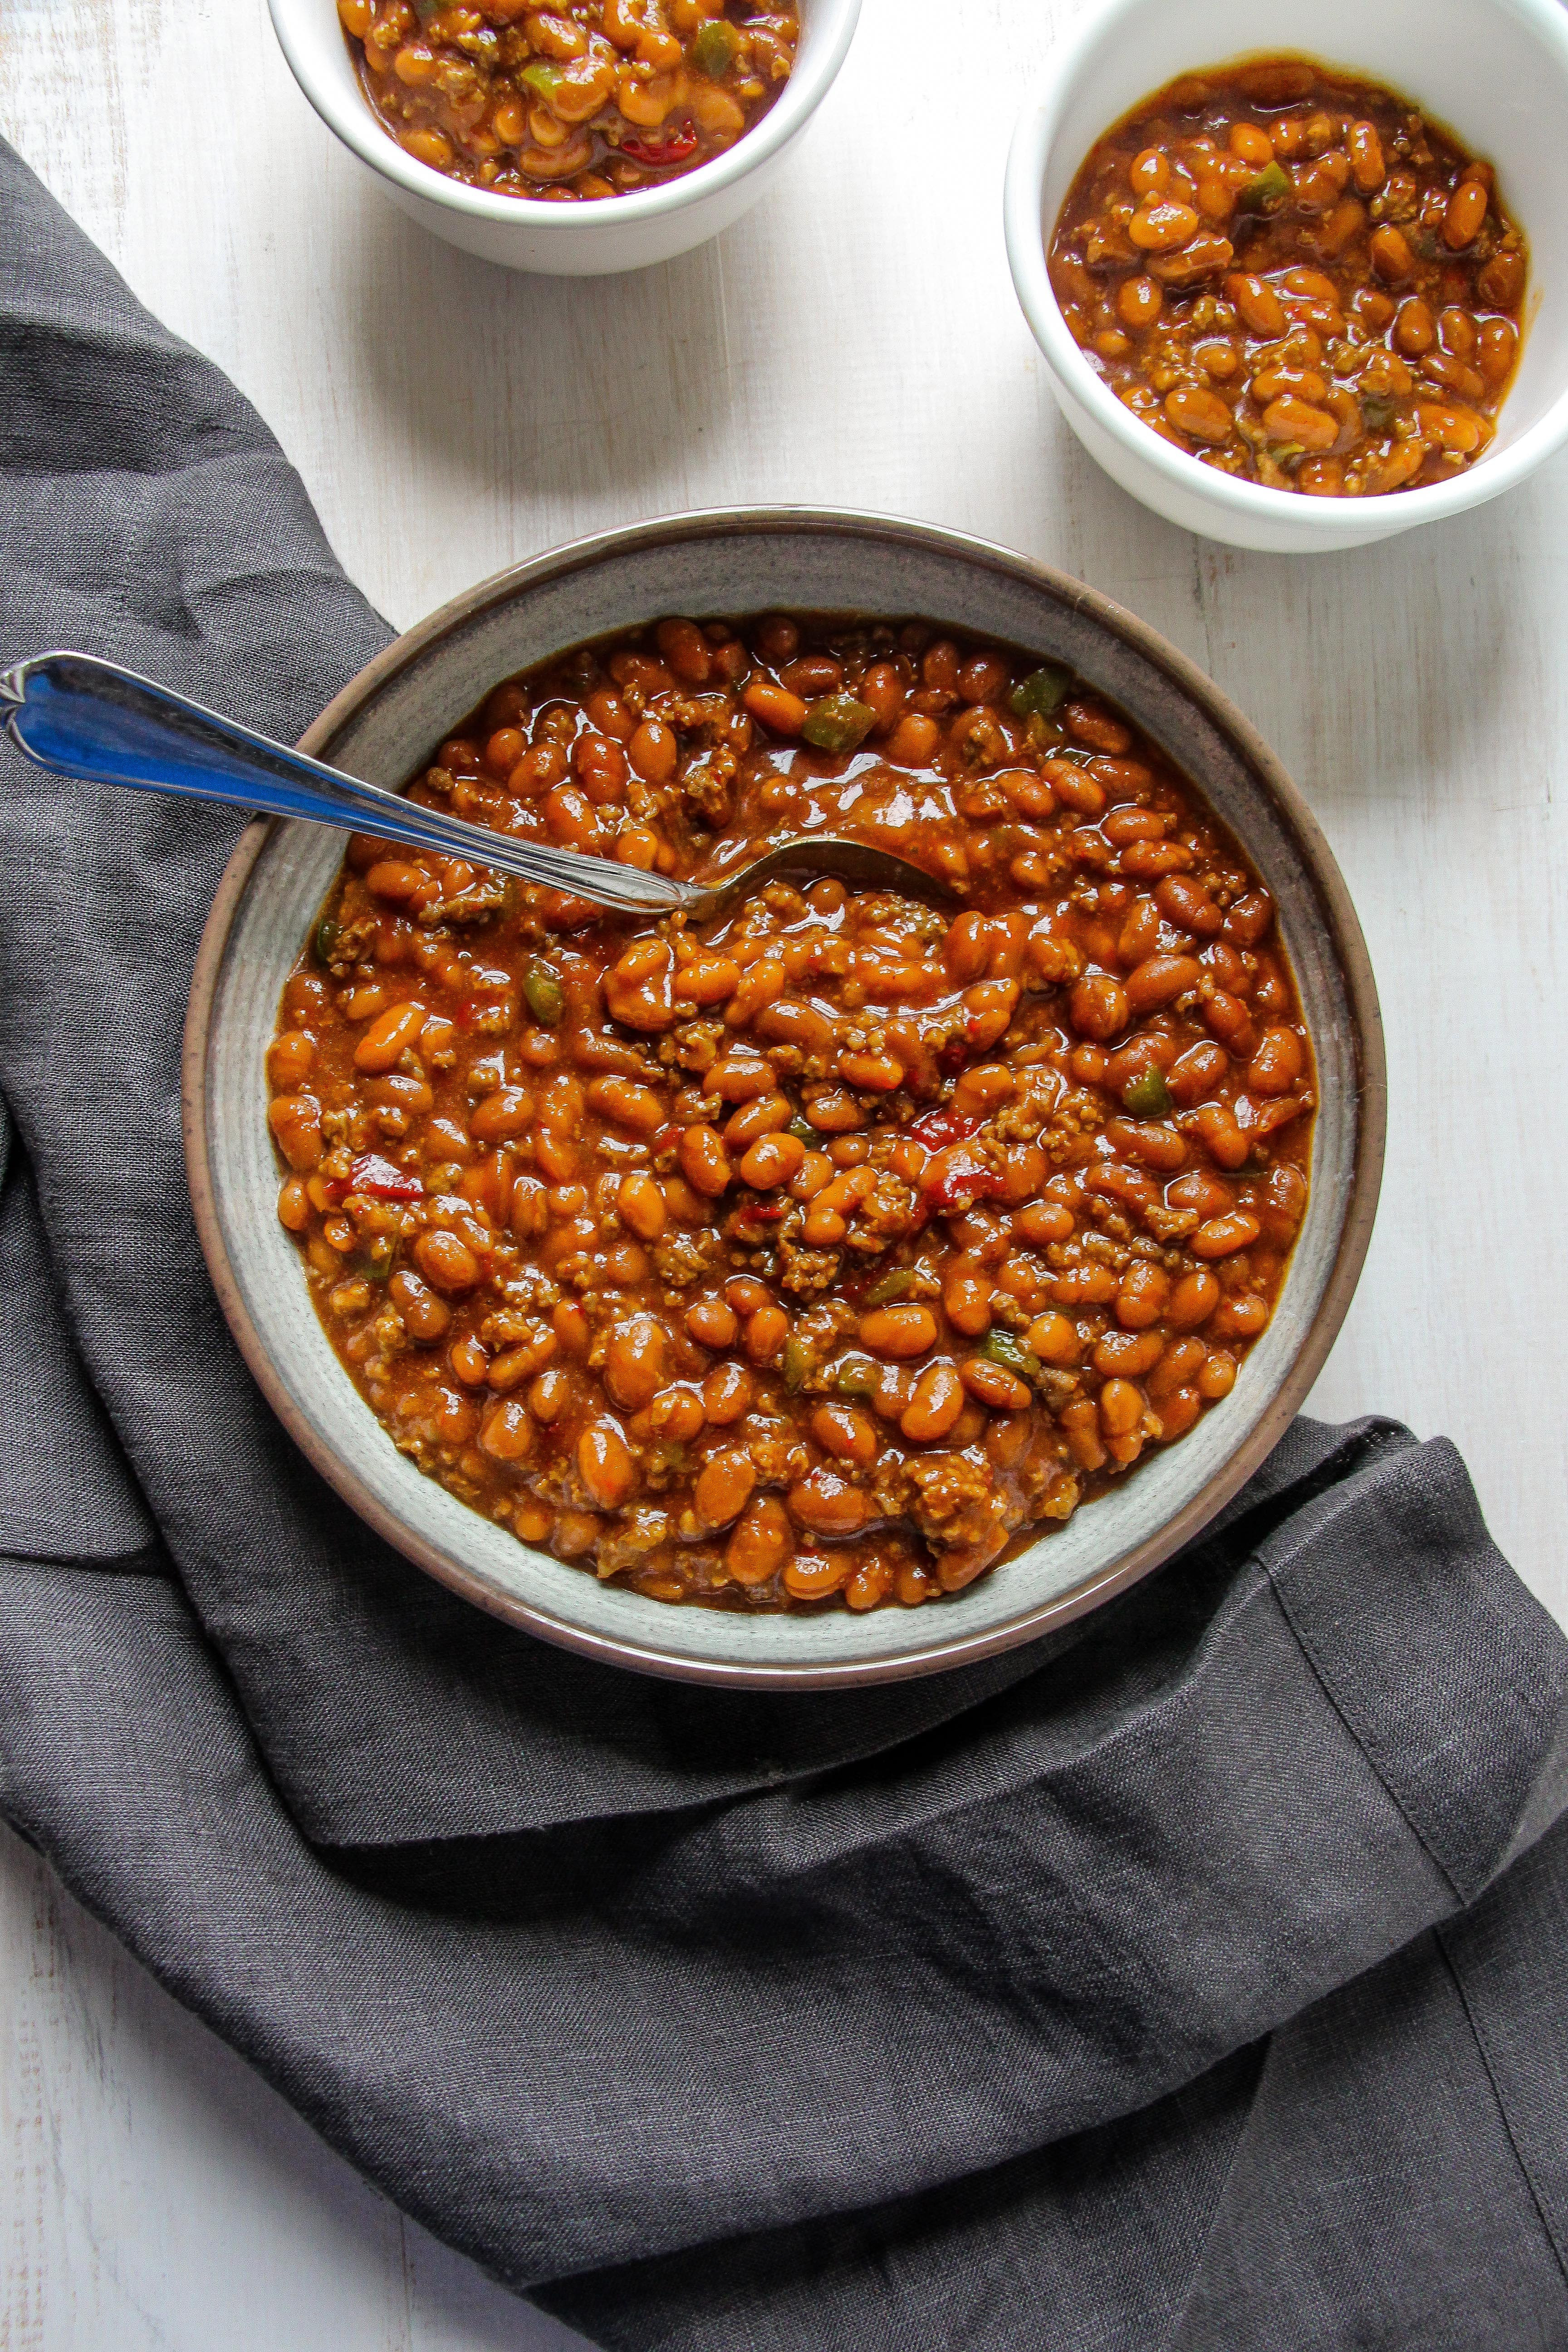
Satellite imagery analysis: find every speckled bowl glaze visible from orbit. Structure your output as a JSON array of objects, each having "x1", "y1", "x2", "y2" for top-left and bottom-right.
[{"x1": 184, "y1": 510, "x2": 1384, "y2": 1687}]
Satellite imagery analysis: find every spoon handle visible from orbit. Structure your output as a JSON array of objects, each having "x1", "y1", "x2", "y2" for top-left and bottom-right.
[{"x1": 0, "y1": 652, "x2": 692, "y2": 917}]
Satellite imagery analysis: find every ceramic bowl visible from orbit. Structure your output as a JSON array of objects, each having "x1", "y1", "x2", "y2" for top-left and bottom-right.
[
  {"x1": 184, "y1": 510, "x2": 1385, "y2": 1687},
  {"x1": 1004, "y1": 0, "x2": 1568, "y2": 553},
  {"x1": 266, "y1": 0, "x2": 860, "y2": 275}
]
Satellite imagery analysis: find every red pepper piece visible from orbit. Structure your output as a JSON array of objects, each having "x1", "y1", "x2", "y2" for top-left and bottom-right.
[
  {"x1": 908, "y1": 1105, "x2": 985, "y2": 1151},
  {"x1": 621, "y1": 123, "x2": 700, "y2": 167},
  {"x1": 347, "y1": 1153, "x2": 424, "y2": 1204},
  {"x1": 921, "y1": 1145, "x2": 1006, "y2": 1215}
]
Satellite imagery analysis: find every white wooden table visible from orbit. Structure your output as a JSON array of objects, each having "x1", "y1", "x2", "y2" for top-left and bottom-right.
[{"x1": 4, "y1": 0, "x2": 1566, "y2": 2340}]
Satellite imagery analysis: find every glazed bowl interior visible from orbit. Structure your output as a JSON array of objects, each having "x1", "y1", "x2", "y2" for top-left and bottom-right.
[
  {"x1": 1009, "y1": 0, "x2": 1568, "y2": 546},
  {"x1": 189, "y1": 513, "x2": 1383, "y2": 1687}
]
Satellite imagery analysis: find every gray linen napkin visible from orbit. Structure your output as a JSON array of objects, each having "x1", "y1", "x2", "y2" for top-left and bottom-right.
[{"x1": 1, "y1": 137, "x2": 1566, "y2": 2348}]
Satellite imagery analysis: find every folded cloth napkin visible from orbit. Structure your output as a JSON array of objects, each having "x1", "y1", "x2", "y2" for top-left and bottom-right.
[{"x1": 1, "y1": 137, "x2": 1566, "y2": 2349}]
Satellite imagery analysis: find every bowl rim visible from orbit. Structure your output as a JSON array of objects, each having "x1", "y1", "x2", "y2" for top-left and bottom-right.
[
  {"x1": 1003, "y1": 0, "x2": 1568, "y2": 536},
  {"x1": 265, "y1": 0, "x2": 862, "y2": 237},
  {"x1": 182, "y1": 505, "x2": 1386, "y2": 1687}
]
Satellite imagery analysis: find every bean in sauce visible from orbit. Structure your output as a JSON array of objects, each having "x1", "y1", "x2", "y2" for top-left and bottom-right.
[{"x1": 270, "y1": 614, "x2": 1316, "y2": 1612}]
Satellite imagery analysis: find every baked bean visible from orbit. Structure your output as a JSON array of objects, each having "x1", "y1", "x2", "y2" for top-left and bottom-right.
[
  {"x1": 959, "y1": 1358, "x2": 1032, "y2": 1411},
  {"x1": 1198, "y1": 1350, "x2": 1238, "y2": 1400},
  {"x1": 1204, "y1": 992, "x2": 1257, "y2": 1056},
  {"x1": 686, "y1": 1296, "x2": 740, "y2": 1350},
  {"x1": 693, "y1": 1450, "x2": 756, "y2": 1531},
  {"x1": 1027, "y1": 1312, "x2": 1079, "y2": 1366},
  {"x1": 1156, "y1": 875, "x2": 1222, "y2": 935},
  {"x1": 1190, "y1": 1102, "x2": 1250, "y2": 1171},
  {"x1": 1168, "y1": 1170, "x2": 1235, "y2": 1221},
  {"x1": 1443, "y1": 177, "x2": 1489, "y2": 249},
  {"x1": 583, "y1": 1076, "x2": 664, "y2": 1134},
  {"x1": 674, "y1": 954, "x2": 742, "y2": 1006},
  {"x1": 812, "y1": 1402, "x2": 878, "y2": 1464},
  {"x1": 414, "y1": 1230, "x2": 481, "y2": 1293},
  {"x1": 479, "y1": 1399, "x2": 533, "y2": 1462},
  {"x1": 578, "y1": 1423, "x2": 636, "y2": 1511},
  {"x1": 678, "y1": 1125, "x2": 731, "y2": 1198},
  {"x1": 1093, "y1": 1330, "x2": 1164, "y2": 1379},
  {"x1": 268, "y1": 1094, "x2": 323, "y2": 1171},
  {"x1": 616, "y1": 1172, "x2": 666, "y2": 1241},
  {"x1": 1099, "y1": 1379, "x2": 1144, "y2": 1437},
  {"x1": 783, "y1": 1553, "x2": 853, "y2": 1602},
  {"x1": 858, "y1": 1305, "x2": 937, "y2": 1359},
  {"x1": 901, "y1": 1363, "x2": 965, "y2": 1444},
  {"x1": 1192, "y1": 1211, "x2": 1262, "y2": 1260},
  {"x1": 465, "y1": 1086, "x2": 532, "y2": 1144},
  {"x1": 353, "y1": 1002, "x2": 426, "y2": 1073},
  {"x1": 646, "y1": 1389, "x2": 701, "y2": 1444},
  {"x1": 1247, "y1": 1027, "x2": 1304, "y2": 1095},
  {"x1": 1159, "y1": 1387, "x2": 1203, "y2": 1439},
  {"x1": 744, "y1": 1307, "x2": 789, "y2": 1365},
  {"x1": 1118, "y1": 274, "x2": 1165, "y2": 330},
  {"x1": 1210, "y1": 1293, "x2": 1271, "y2": 1341},
  {"x1": 1479, "y1": 319, "x2": 1519, "y2": 387},
  {"x1": 743, "y1": 679, "x2": 808, "y2": 735},
  {"x1": 604, "y1": 1316, "x2": 666, "y2": 1411},
  {"x1": 1107, "y1": 1118, "x2": 1186, "y2": 1173},
  {"x1": 703, "y1": 1362, "x2": 753, "y2": 1425},
  {"x1": 740, "y1": 1133, "x2": 805, "y2": 1190},
  {"x1": 1069, "y1": 974, "x2": 1129, "y2": 1041},
  {"x1": 789, "y1": 1470, "x2": 872, "y2": 1538},
  {"x1": 1117, "y1": 1263, "x2": 1170, "y2": 1329},
  {"x1": 943, "y1": 1269, "x2": 994, "y2": 1337},
  {"x1": 727, "y1": 1497, "x2": 793, "y2": 1587},
  {"x1": 1014, "y1": 1202, "x2": 1075, "y2": 1248},
  {"x1": 1149, "y1": 1336, "x2": 1208, "y2": 1398},
  {"x1": 277, "y1": 1176, "x2": 311, "y2": 1233},
  {"x1": 845, "y1": 1557, "x2": 897, "y2": 1610},
  {"x1": 268, "y1": 1029, "x2": 315, "y2": 1090}
]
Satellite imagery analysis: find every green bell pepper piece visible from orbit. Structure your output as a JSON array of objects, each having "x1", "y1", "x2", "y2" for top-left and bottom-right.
[
  {"x1": 1009, "y1": 663, "x2": 1073, "y2": 720},
  {"x1": 1122, "y1": 1067, "x2": 1172, "y2": 1118},
  {"x1": 802, "y1": 694, "x2": 877, "y2": 756},
  {"x1": 1239, "y1": 161, "x2": 1290, "y2": 213},
  {"x1": 692, "y1": 19, "x2": 739, "y2": 77},
  {"x1": 980, "y1": 1328, "x2": 1042, "y2": 1384},
  {"x1": 523, "y1": 959, "x2": 565, "y2": 1028}
]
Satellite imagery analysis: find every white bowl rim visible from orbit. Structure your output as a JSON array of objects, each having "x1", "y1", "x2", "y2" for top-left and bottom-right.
[
  {"x1": 1004, "y1": 0, "x2": 1568, "y2": 534},
  {"x1": 183, "y1": 504, "x2": 1387, "y2": 1689},
  {"x1": 266, "y1": 0, "x2": 861, "y2": 236}
]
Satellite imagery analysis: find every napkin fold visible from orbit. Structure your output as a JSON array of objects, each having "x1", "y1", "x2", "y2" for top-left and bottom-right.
[{"x1": 1, "y1": 136, "x2": 1566, "y2": 2347}]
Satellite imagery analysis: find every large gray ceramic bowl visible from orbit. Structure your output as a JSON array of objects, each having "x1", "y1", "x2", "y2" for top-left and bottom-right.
[{"x1": 184, "y1": 510, "x2": 1384, "y2": 1687}]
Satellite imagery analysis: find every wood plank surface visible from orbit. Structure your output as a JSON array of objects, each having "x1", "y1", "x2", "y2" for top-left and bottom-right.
[{"x1": 3, "y1": 0, "x2": 1566, "y2": 2340}]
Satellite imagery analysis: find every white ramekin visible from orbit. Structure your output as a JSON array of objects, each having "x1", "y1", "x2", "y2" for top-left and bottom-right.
[
  {"x1": 1004, "y1": 0, "x2": 1568, "y2": 553},
  {"x1": 267, "y1": 0, "x2": 860, "y2": 275}
]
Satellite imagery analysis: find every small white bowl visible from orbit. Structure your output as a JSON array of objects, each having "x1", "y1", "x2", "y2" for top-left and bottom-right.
[
  {"x1": 267, "y1": 0, "x2": 860, "y2": 275},
  {"x1": 1004, "y1": 0, "x2": 1568, "y2": 553}
]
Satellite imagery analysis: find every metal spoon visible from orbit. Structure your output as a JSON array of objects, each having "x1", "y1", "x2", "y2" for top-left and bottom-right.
[{"x1": 0, "y1": 652, "x2": 958, "y2": 923}]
